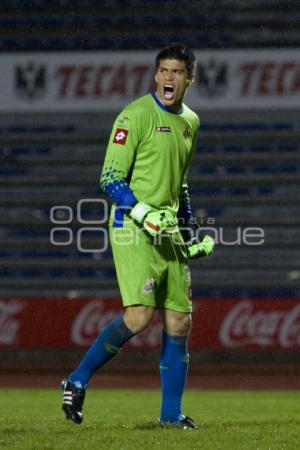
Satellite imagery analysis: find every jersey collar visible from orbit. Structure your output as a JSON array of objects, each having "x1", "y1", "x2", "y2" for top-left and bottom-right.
[{"x1": 151, "y1": 92, "x2": 183, "y2": 115}]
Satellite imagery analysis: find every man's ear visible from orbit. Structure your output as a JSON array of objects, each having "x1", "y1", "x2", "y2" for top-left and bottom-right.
[
  {"x1": 154, "y1": 72, "x2": 158, "y2": 84},
  {"x1": 186, "y1": 77, "x2": 194, "y2": 87}
]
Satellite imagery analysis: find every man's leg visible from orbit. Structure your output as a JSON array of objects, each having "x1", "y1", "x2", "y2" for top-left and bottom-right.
[
  {"x1": 62, "y1": 305, "x2": 154, "y2": 423},
  {"x1": 159, "y1": 309, "x2": 197, "y2": 428}
]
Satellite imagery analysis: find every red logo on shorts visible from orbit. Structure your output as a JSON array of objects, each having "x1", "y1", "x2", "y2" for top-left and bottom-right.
[{"x1": 113, "y1": 128, "x2": 128, "y2": 145}]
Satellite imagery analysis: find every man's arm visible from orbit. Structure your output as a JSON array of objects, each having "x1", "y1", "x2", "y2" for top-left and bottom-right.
[
  {"x1": 178, "y1": 121, "x2": 199, "y2": 238},
  {"x1": 100, "y1": 111, "x2": 139, "y2": 210},
  {"x1": 178, "y1": 182, "x2": 193, "y2": 225},
  {"x1": 178, "y1": 119, "x2": 214, "y2": 257}
]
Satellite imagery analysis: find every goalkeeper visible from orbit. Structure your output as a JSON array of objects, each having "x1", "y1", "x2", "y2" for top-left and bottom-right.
[{"x1": 61, "y1": 43, "x2": 214, "y2": 429}]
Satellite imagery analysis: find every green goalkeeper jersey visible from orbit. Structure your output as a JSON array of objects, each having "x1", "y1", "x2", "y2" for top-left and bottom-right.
[{"x1": 100, "y1": 92, "x2": 199, "y2": 225}]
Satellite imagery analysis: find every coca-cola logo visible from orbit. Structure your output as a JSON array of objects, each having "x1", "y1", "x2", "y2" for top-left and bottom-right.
[
  {"x1": 71, "y1": 301, "x2": 120, "y2": 346},
  {"x1": 71, "y1": 300, "x2": 162, "y2": 348},
  {"x1": 219, "y1": 300, "x2": 300, "y2": 348},
  {"x1": 0, "y1": 300, "x2": 23, "y2": 345}
]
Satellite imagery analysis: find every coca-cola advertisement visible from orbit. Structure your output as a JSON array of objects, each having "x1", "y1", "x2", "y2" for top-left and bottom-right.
[
  {"x1": 0, "y1": 300, "x2": 24, "y2": 345},
  {"x1": 1, "y1": 297, "x2": 300, "y2": 350},
  {"x1": 0, "y1": 297, "x2": 163, "y2": 349},
  {"x1": 191, "y1": 298, "x2": 300, "y2": 350}
]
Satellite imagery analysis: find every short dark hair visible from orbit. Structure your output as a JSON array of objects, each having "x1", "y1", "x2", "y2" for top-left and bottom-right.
[{"x1": 155, "y1": 43, "x2": 196, "y2": 79}]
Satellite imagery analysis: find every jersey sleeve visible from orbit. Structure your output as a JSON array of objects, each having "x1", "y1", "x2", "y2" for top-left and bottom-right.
[
  {"x1": 178, "y1": 181, "x2": 193, "y2": 223},
  {"x1": 100, "y1": 109, "x2": 143, "y2": 209},
  {"x1": 178, "y1": 118, "x2": 200, "y2": 224}
]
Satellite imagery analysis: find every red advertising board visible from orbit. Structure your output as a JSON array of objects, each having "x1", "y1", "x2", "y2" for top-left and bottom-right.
[
  {"x1": 1, "y1": 50, "x2": 300, "y2": 112},
  {"x1": 1, "y1": 297, "x2": 300, "y2": 350}
]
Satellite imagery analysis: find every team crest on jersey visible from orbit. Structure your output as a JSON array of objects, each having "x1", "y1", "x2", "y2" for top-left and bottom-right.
[
  {"x1": 142, "y1": 277, "x2": 156, "y2": 294},
  {"x1": 113, "y1": 128, "x2": 128, "y2": 145},
  {"x1": 155, "y1": 126, "x2": 171, "y2": 132},
  {"x1": 118, "y1": 116, "x2": 130, "y2": 128},
  {"x1": 183, "y1": 127, "x2": 191, "y2": 139}
]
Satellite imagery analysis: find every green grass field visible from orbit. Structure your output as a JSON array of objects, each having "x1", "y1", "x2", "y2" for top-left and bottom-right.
[{"x1": 1, "y1": 389, "x2": 300, "y2": 450}]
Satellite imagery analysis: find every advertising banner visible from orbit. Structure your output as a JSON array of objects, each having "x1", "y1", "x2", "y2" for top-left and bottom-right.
[
  {"x1": 0, "y1": 49, "x2": 299, "y2": 112},
  {"x1": 1, "y1": 297, "x2": 300, "y2": 350}
]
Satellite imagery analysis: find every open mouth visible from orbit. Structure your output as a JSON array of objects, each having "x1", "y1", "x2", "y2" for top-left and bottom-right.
[{"x1": 163, "y1": 84, "x2": 175, "y2": 100}]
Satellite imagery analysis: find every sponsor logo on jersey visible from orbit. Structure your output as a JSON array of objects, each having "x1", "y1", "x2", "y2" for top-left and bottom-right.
[
  {"x1": 183, "y1": 127, "x2": 191, "y2": 139},
  {"x1": 113, "y1": 128, "x2": 128, "y2": 144},
  {"x1": 155, "y1": 126, "x2": 171, "y2": 132}
]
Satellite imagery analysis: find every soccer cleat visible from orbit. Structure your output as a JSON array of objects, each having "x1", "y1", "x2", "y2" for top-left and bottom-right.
[
  {"x1": 160, "y1": 416, "x2": 199, "y2": 430},
  {"x1": 176, "y1": 416, "x2": 199, "y2": 429},
  {"x1": 61, "y1": 378, "x2": 86, "y2": 424}
]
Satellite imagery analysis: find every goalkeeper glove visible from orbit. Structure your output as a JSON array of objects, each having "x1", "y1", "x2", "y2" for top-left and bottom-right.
[
  {"x1": 130, "y1": 202, "x2": 178, "y2": 237},
  {"x1": 187, "y1": 235, "x2": 214, "y2": 259}
]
